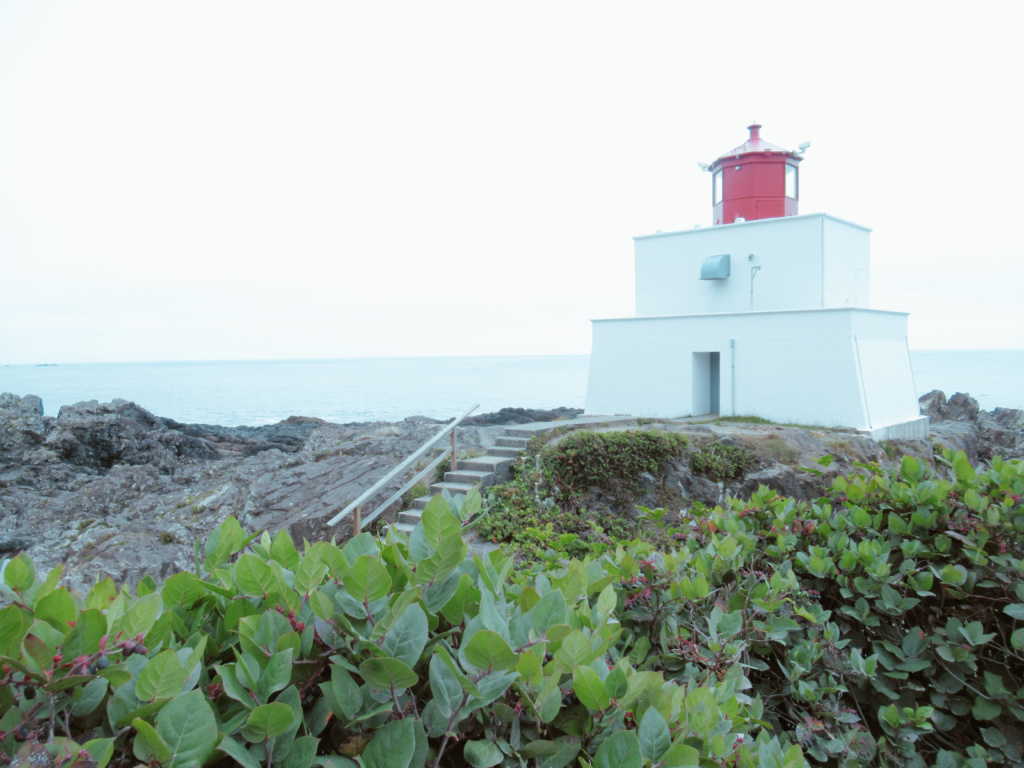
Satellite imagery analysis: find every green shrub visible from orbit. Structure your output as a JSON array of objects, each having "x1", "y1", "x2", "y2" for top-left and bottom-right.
[
  {"x1": 689, "y1": 442, "x2": 754, "y2": 482},
  {"x1": 542, "y1": 430, "x2": 687, "y2": 500},
  {"x1": 4, "y1": 449, "x2": 1021, "y2": 768},
  {"x1": 0, "y1": 488, "x2": 803, "y2": 768}
]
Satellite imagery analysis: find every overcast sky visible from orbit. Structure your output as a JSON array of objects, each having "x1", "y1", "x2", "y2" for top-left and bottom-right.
[{"x1": 1, "y1": 1, "x2": 1021, "y2": 365}]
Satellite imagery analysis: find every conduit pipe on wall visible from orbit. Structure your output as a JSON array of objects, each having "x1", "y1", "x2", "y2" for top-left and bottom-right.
[{"x1": 730, "y1": 338, "x2": 736, "y2": 416}]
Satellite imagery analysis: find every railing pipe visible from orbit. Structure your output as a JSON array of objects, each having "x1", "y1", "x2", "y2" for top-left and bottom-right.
[{"x1": 327, "y1": 404, "x2": 479, "y2": 527}]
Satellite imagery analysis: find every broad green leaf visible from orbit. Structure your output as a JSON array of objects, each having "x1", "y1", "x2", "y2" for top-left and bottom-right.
[
  {"x1": 234, "y1": 554, "x2": 277, "y2": 598},
  {"x1": 638, "y1": 706, "x2": 671, "y2": 762},
  {"x1": 381, "y1": 603, "x2": 428, "y2": 668},
  {"x1": 87, "y1": 577, "x2": 118, "y2": 611},
  {"x1": 1005, "y1": 604, "x2": 1024, "y2": 621},
  {"x1": 554, "y1": 630, "x2": 591, "y2": 669},
  {"x1": 572, "y1": 665, "x2": 609, "y2": 711},
  {"x1": 61, "y1": 608, "x2": 106, "y2": 660},
  {"x1": 359, "y1": 718, "x2": 415, "y2": 768},
  {"x1": 270, "y1": 529, "x2": 300, "y2": 570},
  {"x1": 283, "y1": 736, "x2": 319, "y2": 768},
  {"x1": 0, "y1": 604, "x2": 32, "y2": 657},
  {"x1": 429, "y1": 652, "x2": 464, "y2": 715},
  {"x1": 155, "y1": 689, "x2": 218, "y2": 768},
  {"x1": 519, "y1": 741, "x2": 561, "y2": 759},
  {"x1": 594, "y1": 584, "x2": 616, "y2": 624},
  {"x1": 464, "y1": 740, "x2": 504, "y2": 768},
  {"x1": 692, "y1": 572, "x2": 710, "y2": 599},
  {"x1": 313, "y1": 758, "x2": 359, "y2": 768},
  {"x1": 422, "y1": 495, "x2": 462, "y2": 547},
  {"x1": 241, "y1": 702, "x2": 294, "y2": 742},
  {"x1": 132, "y1": 717, "x2": 172, "y2": 764},
  {"x1": 136, "y1": 649, "x2": 185, "y2": 702},
  {"x1": 343, "y1": 555, "x2": 392, "y2": 603},
  {"x1": 83, "y1": 737, "x2": 115, "y2": 768},
  {"x1": 594, "y1": 729, "x2": 642, "y2": 768},
  {"x1": 660, "y1": 740, "x2": 701, "y2": 767},
  {"x1": 953, "y1": 452, "x2": 976, "y2": 484},
  {"x1": 342, "y1": 533, "x2": 379, "y2": 565},
  {"x1": 605, "y1": 664, "x2": 628, "y2": 699},
  {"x1": 115, "y1": 592, "x2": 162, "y2": 642},
  {"x1": 960, "y1": 621, "x2": 996, "y2": 646},
  {"x1": 295, "y1": 558, "x2": 330, "y2": 597},
  {"x1": 322, "y1": 664, "x2": 360, "y2": 721},
  {"x1": 417, "y1": 535, "x2": 466, "y2": 587},
  {"x1": 161, "y1": 572, "x2": 203, "y2": 609},
  {"x1": 359, "y1": 657, "x2": 419, "y2": 691},
  {"x1": 538, "y1": 684, "x2": 562, "y2": 723},
  {"x1": 218, "y1": 736, "x2": 263, "y2": 768},
  {"x1": 938, "y1": 564, "x2": 968, "y2": 586},
  {"x1": 34, "y1": 588, "x2": 76, "y2": 630},
  {"x1": 463, "y1": 630, "x2": 517, "y2": 672},
  {"x1": 532, "y1": 589, "x2": 568, "y2": 635},
  {"x1": 72, "y1": 677, "x2": 109, "y2": 717},
  {"x1": 973, "y1": 697, "x2": 1001, "y2": 720},
  {"x1": 3, "y1": 553, "x2": 34, "y2": 591},
  {"x1": 259, "y1": 648, "x2": 294, "y2": 697}
]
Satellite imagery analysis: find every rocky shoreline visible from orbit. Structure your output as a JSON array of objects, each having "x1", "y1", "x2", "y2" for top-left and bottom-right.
[{"x1": 1, "y1": 391, "x2": 1021, "y2": 596}]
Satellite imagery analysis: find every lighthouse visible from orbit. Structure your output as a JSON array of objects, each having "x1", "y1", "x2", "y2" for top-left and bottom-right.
[{"x1": 584, "y1": 124, "x2": 926, "y2": 438}]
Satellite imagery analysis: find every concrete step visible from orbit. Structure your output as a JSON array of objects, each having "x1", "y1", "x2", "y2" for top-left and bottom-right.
[
  {"x1": 428, "y1": 481, "x2": 477, "y2": 496},
  {"x1": 496, "y1": 436, "x2": 530, "y2": 449},
  {"x1": 445, "y1": 469, "x2": 493, "y2": 486},
  {"x1": 411, "y1": 495, "x2": 434, "y2": 510},
  {"x1": 461, "y1": 456, "x2": 513, "y2": 484},
  {"x1": 391, "y1": 521, "x2": 416, "y2": 535},
  {"x1": 502, "y1": 427, "x2": 540, "y2": 438},
  {"x1": 489, "y1": 446, "x2": 523, "y2": 458},
  {"x1": 460, "y1": 455, "x2": 511, "y2": 471},
  {"x1": 399, "y1": 509, "x2": 422, "y2": 525}
]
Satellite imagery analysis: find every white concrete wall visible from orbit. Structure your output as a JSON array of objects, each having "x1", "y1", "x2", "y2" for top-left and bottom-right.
[
  {"x1": 634, "y1": 214, "x2": 871, "y2": 317},
  {"x1": 585, "y1": 308, "x2": 917, "y2": 431},
  {"x1": 850, "y1": 311, "x2": 920, "y2": 430},
  {"x1": 822, "y1": 216, "x2": 871, "y2": 308}
]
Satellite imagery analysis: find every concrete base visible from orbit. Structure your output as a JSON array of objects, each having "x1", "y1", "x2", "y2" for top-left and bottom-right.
[{"x1": 864, "y1": 416, "x2": 930, "y2": 441}]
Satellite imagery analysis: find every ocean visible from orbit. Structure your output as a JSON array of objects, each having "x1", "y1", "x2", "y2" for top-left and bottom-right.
[{"x1": 1, "y1": 351, "x2": 1021, "y2": 427}]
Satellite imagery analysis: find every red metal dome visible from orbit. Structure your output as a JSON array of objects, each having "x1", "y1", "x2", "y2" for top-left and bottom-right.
[{"x1": 707, "y1": 124, "x2": 803, "y2": 225}]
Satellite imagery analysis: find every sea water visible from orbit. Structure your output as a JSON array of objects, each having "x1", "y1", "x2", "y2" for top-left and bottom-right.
[{"x1": 1, "y1": 351, "x2": 1021, "y2": 427}]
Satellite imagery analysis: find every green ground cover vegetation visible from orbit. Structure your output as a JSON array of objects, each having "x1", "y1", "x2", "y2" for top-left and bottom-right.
[{"x1": 2, "y1": 439, "x2": 1023, "y2": 768}]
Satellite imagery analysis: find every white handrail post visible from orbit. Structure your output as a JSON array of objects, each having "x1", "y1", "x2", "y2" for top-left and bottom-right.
[
  {"x1": 354, "y1": 506, "x2": 362, "y2": 535},
  {"x1": 450, "y1": 428, "x2": 457, "y2": 472}
]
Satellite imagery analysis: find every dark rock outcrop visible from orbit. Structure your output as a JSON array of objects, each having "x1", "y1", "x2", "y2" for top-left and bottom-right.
[
  {"x1": 2, "y1": 389, "x2": 1020, "y2": 599},
  {"x1": 43, "y1": 399, "x2": 221, "y2": 471},
  {"x1": 0, "y1": 393, "x2": 504, "y2": 597},
  {"x1": 922, "y1": 390, "x2": 1024, "y2": 462}
]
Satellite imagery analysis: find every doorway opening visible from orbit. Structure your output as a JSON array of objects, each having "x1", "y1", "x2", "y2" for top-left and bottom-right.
[{"x1": 692, "y1": 352, "x2": 720, "y2": 416}]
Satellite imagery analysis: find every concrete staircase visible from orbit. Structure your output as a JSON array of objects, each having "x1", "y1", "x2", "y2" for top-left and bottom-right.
[
  {"x1": 391, "y1": 430, "x2": 532, "y2": 535},
  {"x1": 389, "y1": 415, "x2": 641, "y2": 536}
]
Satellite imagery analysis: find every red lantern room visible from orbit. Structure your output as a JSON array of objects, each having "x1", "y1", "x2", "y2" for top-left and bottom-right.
[{"x1": 707, "y1": 123, "x2": 804, "y2": 226}]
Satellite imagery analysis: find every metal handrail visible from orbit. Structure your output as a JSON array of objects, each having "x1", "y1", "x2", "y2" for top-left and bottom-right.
[
  {"x1": 357, "y1": 450, "x2": 449, "y2": 530},
  {"x1": 327, "y1": 404, "x2": 479, "y2": 531}
]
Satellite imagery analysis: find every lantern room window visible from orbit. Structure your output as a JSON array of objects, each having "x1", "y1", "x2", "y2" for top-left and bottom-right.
[
  {"x1": 713, "y1": 170, "x2": 723, "y2": 205},
  {"x1": 785, "y1": 164, "x2": 798, "y2": 199}
]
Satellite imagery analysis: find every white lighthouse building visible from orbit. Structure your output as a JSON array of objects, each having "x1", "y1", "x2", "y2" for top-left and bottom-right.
[{"x1": 584, "y1": 124, "x2": 927, "y2": 439}]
